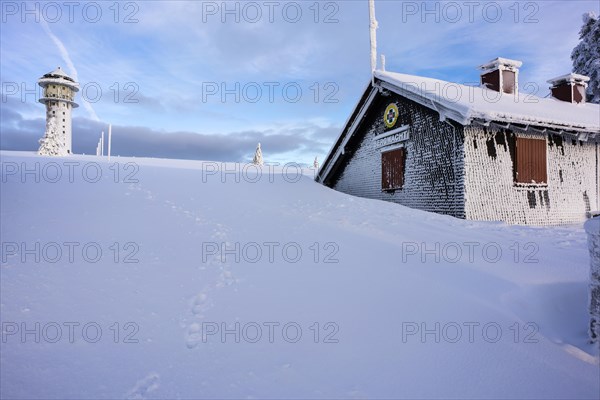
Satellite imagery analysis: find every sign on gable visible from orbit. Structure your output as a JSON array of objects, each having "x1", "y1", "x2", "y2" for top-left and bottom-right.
[{"x1": 374, "y1": 125, "x2": 410, "y2": 148}]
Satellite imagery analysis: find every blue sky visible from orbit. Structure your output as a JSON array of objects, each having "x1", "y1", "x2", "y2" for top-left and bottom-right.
[{"x1": 1, "y1": 0, "x2": 598, "y2": 164}]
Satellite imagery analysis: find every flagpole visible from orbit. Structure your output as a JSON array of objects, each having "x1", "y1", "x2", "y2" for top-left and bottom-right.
[{"x1": 369, "y1": 0, "x2": 378, "y2": 85}]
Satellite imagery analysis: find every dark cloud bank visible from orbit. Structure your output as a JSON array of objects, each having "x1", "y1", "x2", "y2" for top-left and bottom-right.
[{"x1": 1, "y1": 99, "x2": 338, "y2": 164}]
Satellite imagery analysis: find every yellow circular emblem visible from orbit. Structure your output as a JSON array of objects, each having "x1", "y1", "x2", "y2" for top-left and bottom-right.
[{"x1": 384, "y1": 104, "x2": 399, "y2": 128}]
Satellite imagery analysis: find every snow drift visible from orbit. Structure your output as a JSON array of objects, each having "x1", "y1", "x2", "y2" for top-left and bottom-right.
[{"x1": 1, "y1": 151, "x2": 598, "y2": 399}]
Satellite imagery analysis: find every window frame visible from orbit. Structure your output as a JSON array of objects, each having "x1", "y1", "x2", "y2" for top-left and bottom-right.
[
  {"x1": 381, "y1": 146, "x2": 407, "y2": 192},
  {"x1": 513, "y1": 136, "x2": 548, "y2": 185}
]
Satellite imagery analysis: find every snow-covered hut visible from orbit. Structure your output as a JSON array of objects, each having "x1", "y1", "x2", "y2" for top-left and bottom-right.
[{"x1": 316, "y1": 58, "x2": 600, "y2": 225}]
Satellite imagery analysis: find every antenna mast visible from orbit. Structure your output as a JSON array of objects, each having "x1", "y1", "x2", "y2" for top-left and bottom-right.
[{"x1": 369, "y1": 0, "x2": 379, "y2": 84}]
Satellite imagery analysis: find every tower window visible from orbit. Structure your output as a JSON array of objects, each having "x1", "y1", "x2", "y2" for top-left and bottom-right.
[
  {"x1": 63, "y1": 112, "x2": 65, "y2": 115},
  {"x1": 52, "y1": 111, "x2": 55, "y2": 114},
  {"x1": 62, "y1": 119, "x2": 65, "y2": 122}
]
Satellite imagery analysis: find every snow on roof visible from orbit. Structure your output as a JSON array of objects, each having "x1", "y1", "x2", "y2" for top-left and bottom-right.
[
  {"x1": 375, "y1": 70, "x2": 600, "y2": 133},
  {"x1": 478, "y1": 57, "x2": 523, "y2": 71},
  {"x1": 47, "y1": 67, "x2": 69, "y2": 77},
  {"x1": 547, "y1": 73, "x2": 590, "y2": 85},
  {"x1": 39, "y1": 66, "x2": 77, "y2": 85}
]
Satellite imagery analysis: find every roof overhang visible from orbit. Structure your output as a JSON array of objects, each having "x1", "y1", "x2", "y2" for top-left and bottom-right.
[{"x1": 317, "y1": 72, "x2": 600, "y2": 185}]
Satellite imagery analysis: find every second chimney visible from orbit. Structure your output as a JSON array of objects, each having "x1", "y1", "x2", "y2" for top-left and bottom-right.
[
  {"x1": 478, "y1": 57, "x2": 522, "y2": 95},
  {"x1": 547, "y1": 73, "x2": 589, "y2": 104}
]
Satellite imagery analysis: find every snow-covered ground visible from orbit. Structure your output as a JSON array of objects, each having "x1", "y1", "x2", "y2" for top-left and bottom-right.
[{"x1": 1, "y1": 150, "x2": 598, "y2": 399}]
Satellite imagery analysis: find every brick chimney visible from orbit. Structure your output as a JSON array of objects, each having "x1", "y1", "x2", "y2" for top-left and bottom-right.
[
  {"x1": 547, "y1": 73, "x2": 589, "y2": 104},
  {"x1": 478, "y1": 57, "x2": 522, "y2": 95}
]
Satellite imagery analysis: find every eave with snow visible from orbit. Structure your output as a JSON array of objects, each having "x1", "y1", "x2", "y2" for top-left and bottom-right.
[
  {"x1": 317, "y1": 58, "x2": 600, "y2": 225},
  {"x1": 37, "y1": 67, "x2": 80, "y2": 108},
  {"x1": 374, "y1": 70, "x2": 599, "y2": 133}
]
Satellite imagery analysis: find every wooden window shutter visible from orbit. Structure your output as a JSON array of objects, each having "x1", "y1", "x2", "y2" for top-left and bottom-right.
[
  {"x1": 382, "y1": 148, "x2": 406, "y2": 190},
  {"x1": 515, "y1": 137, "x2": 547, "y2": 184}
]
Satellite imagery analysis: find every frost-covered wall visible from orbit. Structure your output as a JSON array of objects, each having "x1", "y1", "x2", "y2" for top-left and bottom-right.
[
  {"x1": 464, "y1": 127, "x2": 599, "y2": 225},
  {"x1": 328, "y1": 91, "x2": 599, "y2": 226},
  {"x1": 332, "y1": 93, "x2": 465, "y2": 218},
  {"x1": 585, "y1": 217, "x2": 600, "y2": 343}
]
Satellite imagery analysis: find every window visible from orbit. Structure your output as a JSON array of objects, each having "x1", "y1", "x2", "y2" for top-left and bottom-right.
[
  {"x1": 514, "y1": 137, "x2": 547, "y2": 184},
  {"x1": 382, "y1": 147, "x2": 407, "y2": 191}
]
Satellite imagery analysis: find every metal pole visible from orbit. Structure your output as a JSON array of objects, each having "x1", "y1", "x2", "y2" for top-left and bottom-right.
[
  {"x1": 369, "y1": 0, "x2": 378, "y2": 84},
  {"x1": 108, "y1": 124, "x2": 112, "y2": 162}
]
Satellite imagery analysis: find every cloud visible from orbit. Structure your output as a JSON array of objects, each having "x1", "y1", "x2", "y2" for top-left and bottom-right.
[
  {"x1": 38, "y1": 18, "x2": 100, "y2": 122},
  {"x1": 1, "y1": 100, "x2": 337, "y2": 164}
]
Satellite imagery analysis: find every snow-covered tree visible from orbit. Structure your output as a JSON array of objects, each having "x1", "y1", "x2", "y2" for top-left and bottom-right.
[
  {"x1": 572, "y1": 12, "x2": 600, "y2": 103},
  {"x1": 253, "y1": 143, "x2": 264, "y2": 166},
  {"x1": 38, "y1": 117, "x2": 67, "y2": 156},
  {"x1": 313, "y1": 156, "x2": 319, "y2": 170}
]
